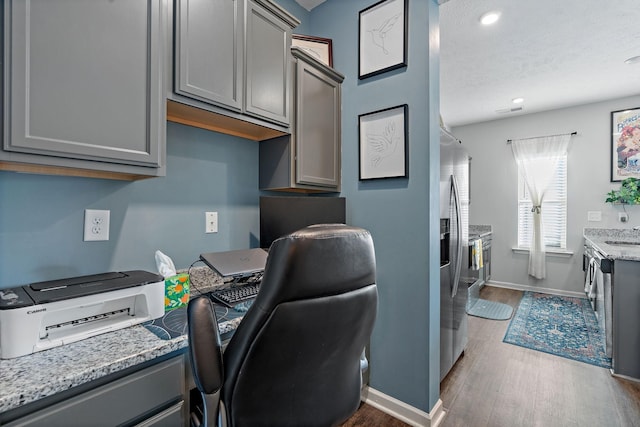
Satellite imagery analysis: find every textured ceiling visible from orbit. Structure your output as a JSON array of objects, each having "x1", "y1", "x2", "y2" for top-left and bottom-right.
[
  {"x1": 296, "y1": 0, "x2": 640, "y2": 127},
  {"x1": 440, "y1": 0, "x2": 640, "y2": 127}
]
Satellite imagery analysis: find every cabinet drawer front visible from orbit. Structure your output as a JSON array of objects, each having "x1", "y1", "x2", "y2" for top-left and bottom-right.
[
  {"x1": 175, "y1": 0, "x2": 243, "y2": 111},
  {"x1": 5, "y1": 357, "x2": 185, "y2": 427},
  {"x1": 134, "y1": 401, "x2": 184, "y2": 427},
  {"x1": 5, "y1": 0, "x2": 164, "y2": 168}
]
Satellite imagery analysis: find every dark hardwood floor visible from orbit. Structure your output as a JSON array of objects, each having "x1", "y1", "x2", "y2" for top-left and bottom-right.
[
  {"x1": 440, "y1": 286, "x2": 640, "y2": 427},
  {"x1": 340, "y1": 402, "x2": 411, "y2": 427},
  {"x1": 344, "y1": 286, "x2": 640, "y2": 426}
]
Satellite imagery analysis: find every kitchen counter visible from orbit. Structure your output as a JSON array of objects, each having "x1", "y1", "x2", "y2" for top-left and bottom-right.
[
  {"x1": 469, "y1": 224, "x2": 492, "y2": 239},
  {"x1": 583, "y1": 228, "x2": 640, "y2": 261},
  {"x1": 0, "y1": 266, "x2": 235, "y2": 415}
]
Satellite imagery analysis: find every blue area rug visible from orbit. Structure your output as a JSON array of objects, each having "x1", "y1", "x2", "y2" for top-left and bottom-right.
[{"x1": 503, "y1": 292, "x2": 611, "y2": 368}]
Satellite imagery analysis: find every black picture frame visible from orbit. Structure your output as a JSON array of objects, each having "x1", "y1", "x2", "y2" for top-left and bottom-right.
[
  {"x1": 358, "y1": 104, "x2": 408, "y2": 180},
  {"x1": 358, "y1": 0, "x2": 408, "y2": 80},
  {"x1": 611, "y1": 107, "x2": 640, "y2": 182},
  {"x1": 292, "y1": 34, "x2": 333, "y2": 67}
]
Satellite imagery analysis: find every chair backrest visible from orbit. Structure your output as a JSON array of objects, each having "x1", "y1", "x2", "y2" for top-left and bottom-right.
[{"x1": 221, "y1": 224, "x2": 378, "y2": 427}]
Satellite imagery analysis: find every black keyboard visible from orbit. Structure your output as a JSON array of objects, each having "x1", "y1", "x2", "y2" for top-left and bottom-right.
[{"x1": 209, "y1": 284, "x2": 260, "y2": 307}]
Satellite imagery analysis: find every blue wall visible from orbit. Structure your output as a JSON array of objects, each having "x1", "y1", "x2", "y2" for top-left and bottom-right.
[
  {"x1": 304, "y1": 0, "x2": 442, "y2": 413},
  {"x1": 0, "y1": 0, "x2": 442, "y2": 414},
  {"x1": 0, "y1": 2, "x2": 312, "y2": 290},
  {"x1": 0, "y1": 123, "x2": 262, "y2": 288}
]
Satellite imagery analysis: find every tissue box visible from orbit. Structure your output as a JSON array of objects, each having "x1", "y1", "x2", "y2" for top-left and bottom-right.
[{"x1": 164, "y1": 273, "x2": 190, "y2": 311}]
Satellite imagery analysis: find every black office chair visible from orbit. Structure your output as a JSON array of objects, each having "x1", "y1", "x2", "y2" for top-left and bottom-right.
[{"x1": 187, "y1": 224, "x2": 378, "y2": 427}]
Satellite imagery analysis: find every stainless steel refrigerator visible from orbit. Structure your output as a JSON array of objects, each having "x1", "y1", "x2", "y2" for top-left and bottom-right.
[{"x1": 439, "y1": 128, "x2": 469, "y2": 381}]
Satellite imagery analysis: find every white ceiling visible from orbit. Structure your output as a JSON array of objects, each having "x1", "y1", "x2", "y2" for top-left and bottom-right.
[
  {"x1": 296, "y1": 0, "x2": 640, "y2": 127},
  {"x1": 440, "y1": 0, "x2": 640, "y2": 127}
]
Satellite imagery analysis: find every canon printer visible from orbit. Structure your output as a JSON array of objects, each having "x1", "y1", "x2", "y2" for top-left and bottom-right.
[{"x1": 0, "y1": 270, "x2": 165, "y2": 359}]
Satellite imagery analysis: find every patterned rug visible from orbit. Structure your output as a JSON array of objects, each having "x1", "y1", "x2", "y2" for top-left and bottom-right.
[{"x1": 503, "y1": 292, "x2": 611, "y2": 368}]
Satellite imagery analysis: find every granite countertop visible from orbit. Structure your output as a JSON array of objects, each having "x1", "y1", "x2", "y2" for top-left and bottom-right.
[
  {"x1": 469, "y1": 224, "x2": 492, "y2": 239},
  {"x1": 583, "y1": 228, "x2": 640, "y2": 261},
  {"x1": 0, "y1": 266, "x2": 235, "y2": 415}
]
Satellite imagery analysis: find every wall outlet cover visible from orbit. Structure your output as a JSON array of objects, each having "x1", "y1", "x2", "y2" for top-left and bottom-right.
[
  {"x1": 206, "y1": 212, "x2": 218, "y2": 233},
  {"x1": 587, "y1": 211, "x2": 602, "y2": 222},
  {"x1": 84, "y1": 209, "x2": 110, "y2": 241},
  {"x1": 619, "y1": 212, "x2": 629, "y2": 223}
]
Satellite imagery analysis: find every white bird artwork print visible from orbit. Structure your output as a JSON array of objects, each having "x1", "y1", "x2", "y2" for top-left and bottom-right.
[
  {"x1": 368, "y1": 13, "x2": 401, "y2": 55},
  {"x1": 367, "y1": 121, "x2": 399, "y2": 167}
]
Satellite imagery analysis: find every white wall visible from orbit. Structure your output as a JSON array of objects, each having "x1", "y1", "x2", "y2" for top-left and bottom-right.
[{"x1": 452, "y1": 95, "x2": 640, "y2": 294}]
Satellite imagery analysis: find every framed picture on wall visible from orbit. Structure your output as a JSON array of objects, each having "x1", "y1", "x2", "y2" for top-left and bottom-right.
[
  {"x1": 292, "y1": 35, "x2": 333, "y2": 67},
  {"x1": 359, "y1": 104, "x2": 408, "y2": 180},
  {"x1": 358, "y1": 0, "x2": 408, "y2": 79},
  {"x1": 611, "y1": 107, "x2": 640, "y2": 182}
]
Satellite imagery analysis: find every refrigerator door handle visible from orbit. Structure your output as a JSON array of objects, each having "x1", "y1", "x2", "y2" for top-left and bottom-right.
[{"x1": 451, "y1": 174, "x2": 463, "y2": 298}]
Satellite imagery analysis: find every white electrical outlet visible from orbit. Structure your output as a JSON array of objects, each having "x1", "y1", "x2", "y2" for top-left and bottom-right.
[
  {"x1": 619, "y1": 212, "x2": 629, "y2": 223},
  {"x1": 206, "y1": 212, "x2": 218, "y2": 233},
  {"x1": 84, "y1": 209, "x2": 110, "y2": 241}
]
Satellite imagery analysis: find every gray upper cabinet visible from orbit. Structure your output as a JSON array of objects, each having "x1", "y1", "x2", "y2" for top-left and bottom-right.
[
  {"x1": 2, "y1": 0, "x2": 167, "y2": 180},
  {"x1": 244, "y1": 0, "x2": 292, "y2": 126},
  {"x1": 259, "y1": 47, "x2": 344, "y2": 192},
  {"x1": 174, "y1": 0, "x2": 243, "y2": 111},
  {"x1": 169, "y1": 0, "x2": 299, "y2": 135}
]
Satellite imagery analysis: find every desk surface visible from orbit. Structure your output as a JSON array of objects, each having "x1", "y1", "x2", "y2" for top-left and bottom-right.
[{"x1": 0, "y1": 266, "x2": 239, "y2": 415}]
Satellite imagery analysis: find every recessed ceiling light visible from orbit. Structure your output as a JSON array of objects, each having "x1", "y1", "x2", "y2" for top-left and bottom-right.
[
  {"x1": 512, "y1": 97, "x2": 524, "y2": 104},
  {"x1": 624, "y1": 55, "x2": 640, "y2": 65},
  {"x1": 480, "y1": 11, "x2": 501, "y2": 26}
]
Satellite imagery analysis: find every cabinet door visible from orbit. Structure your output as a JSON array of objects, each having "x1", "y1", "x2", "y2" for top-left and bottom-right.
[
  {"x1": 5, "y1": 357, "x2": 184, "y2": 427},
  {"x1": 174, "y1": 0, "x2": 243, "y2": 111},
  {"x1": 4, "y1": 0, "x2": 164, "y2": 167},
  {"x1": 295, "y1": 59, "x2": 341, "y2": 189},
  {"x1": 244, "y1": 0, "x2": 291, "y2": 126}
]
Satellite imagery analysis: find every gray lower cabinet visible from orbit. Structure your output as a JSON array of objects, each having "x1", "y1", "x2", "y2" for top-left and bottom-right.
[
  {"x1": 260, "y1": 47, "x2": 344, "y2": 192},
  {"x1": 4, "y1": 356, "x2": 186, "y2": 427},
  {"x1": 169, "y1": 0, "x2": 299, "y2": 137},
  {"x1": 1, "y1": 0, "x2": 167, "y2": 180},
  {"x1": 612, "y1": 259, "x2": 640, "y2": 380}
]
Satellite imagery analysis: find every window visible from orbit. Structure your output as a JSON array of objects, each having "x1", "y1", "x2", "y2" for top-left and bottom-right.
[{"x1": 517, "y1": 155, "x2": 567, "y2": 249}]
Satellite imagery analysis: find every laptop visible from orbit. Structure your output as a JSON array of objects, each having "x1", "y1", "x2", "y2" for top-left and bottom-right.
[{"x1": 199, "y1": 248, "x2": 268, "y2": 278}]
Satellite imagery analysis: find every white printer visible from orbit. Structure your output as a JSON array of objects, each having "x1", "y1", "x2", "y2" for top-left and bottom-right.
[{"x1": 0, "y1": 270, "x2": 165, "y2": 359}]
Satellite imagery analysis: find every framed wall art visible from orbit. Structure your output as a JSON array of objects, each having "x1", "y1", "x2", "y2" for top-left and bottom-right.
[
  {"x1": 292, "y1": 34, "x2": 333, "y2": 67},
  {"x1": 611, "y1": 107, "x2": 640, "y2": 182},
  {"x1": 358, "y1": 0, "x2": 408, "y2": 79},
  {"x1": 359, "y1": 104, "x2": 408, "y2": 180}
]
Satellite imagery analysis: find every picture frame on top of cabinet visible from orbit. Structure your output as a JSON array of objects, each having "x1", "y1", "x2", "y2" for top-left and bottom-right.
[
  {"x1": 611, "y1": 107, "x2": 640, "y2": 182},
  {"x1": 358, "y1": 0, "x2": 408, "y2": 80},
  {"x1": 292, "y1": 34, "x2": 333, "y2": 67},
  {"x1": 359, "y1": 104, "x2": 408, "y2": 181}
]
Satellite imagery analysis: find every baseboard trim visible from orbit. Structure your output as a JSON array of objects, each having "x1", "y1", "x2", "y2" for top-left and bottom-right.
[
  {"x1": 486, "y1": 280, "x2": 584, "y2": 298},
  {"x1": 361, "y1": 386, "x2": 446, "y2": 427}
]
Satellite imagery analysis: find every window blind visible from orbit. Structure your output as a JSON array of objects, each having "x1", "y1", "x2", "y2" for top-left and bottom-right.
[{"x1": 517, "y1": 156, "x2": 567, "y2": 249}]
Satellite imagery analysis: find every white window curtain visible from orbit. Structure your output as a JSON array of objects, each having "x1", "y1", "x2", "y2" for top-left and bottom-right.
[{"x1": 511, "y1": 134, "x2": 571, "y2": 279}]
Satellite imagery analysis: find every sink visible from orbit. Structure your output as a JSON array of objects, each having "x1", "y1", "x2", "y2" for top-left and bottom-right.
[{"x1": 604, "y1": 240, "x2": 640, "y2": 247}]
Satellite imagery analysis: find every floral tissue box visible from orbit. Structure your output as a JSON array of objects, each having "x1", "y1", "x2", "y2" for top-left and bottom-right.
[{"x1": 164, "y1": 273, "x2": 189, "y2": 311}]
